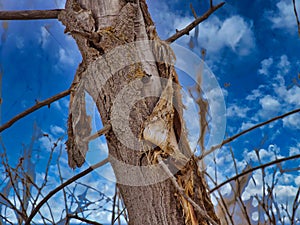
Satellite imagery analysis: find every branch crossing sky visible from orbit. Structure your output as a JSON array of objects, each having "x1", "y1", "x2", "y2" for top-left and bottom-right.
[{"x1": 0, "y1": 0, "x2": 299, "y2": 224}]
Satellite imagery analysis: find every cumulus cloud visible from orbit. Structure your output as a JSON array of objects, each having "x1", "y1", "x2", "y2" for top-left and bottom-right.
[
  {"x1": 248, "y1": 54, "x2": 300, "y2": 129},
  {"x1": 227, "y1": 104, "x2": 250, "y2": 118},
  {"x1": 50, "y1": 125, "x2": 65, "y2": 136},
  {"x1": 58, "y1": 48, "x2": 74, "y2": 65},
  {"x1": 258, "y1": 95, "x2": 281, "y2": 119},
  {"x1": 289, "y1": 143, "x2": 300, "y2": 156},
  {"x1": 149, "y1": 2, "x2": 255, "y2": 56},
  {"x1": 282, "y1": 113, "x2": 300, "y2": 130},
  {"x1": 277, "y1": 54, "x2": 291, "y2": 75},
  {"x1": 240, "y1": 121, "x2": 256, "y2": 131},
  {"x1": 246, "y1": 88, "x2": 264, "y2": 101},
  {"x1": 197, "y1": 15, "x2": 255, "y2": 56},
  {"x1": 39, "y1": 26, "x2": 50, "y2": 49},
  {"x1": 258, "y1": 57, "x2": 273, "y2": 75},
  {"x1": 268, "y1": 0, "x2": 300, "y2": 33}
]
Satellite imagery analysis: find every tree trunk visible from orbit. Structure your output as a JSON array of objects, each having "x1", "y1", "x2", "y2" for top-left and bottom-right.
[{"x1": 59, "y1": 0, "x2": 220, "y2": 224}]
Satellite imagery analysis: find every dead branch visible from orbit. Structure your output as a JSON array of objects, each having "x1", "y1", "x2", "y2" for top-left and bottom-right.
[
  {"x1": 0, "y1": 9, "x2": 63, "y2": 20},
  {"x1": 201, "y1": 107, "x2": 300, "y2": 159},
  {"x1": 67, "y1": 214, "x2": 103, "y2": 225},
  {"x1": 0, "y1": 89, "x2": 70, "y2": 133},
  {"x1": 25, "y1": 157, "x2": 109, "y2": 225},
  {"x1": 209, "y1": 153, "x2": 300, "y2": 193},
  {"x1": 165, "y1": 2, "x2": 225, "y2": 43},
  {"x1": 157, "y1": 156, "x2": 219, "y2": 225},
  {"x1": 0, "y1": 192, "x2": 26, "y2": 219}
]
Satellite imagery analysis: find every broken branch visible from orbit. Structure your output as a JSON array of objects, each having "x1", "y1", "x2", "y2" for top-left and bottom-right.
[{"x1": 157, "y1": 156, "x2": 219, "y2": 225}]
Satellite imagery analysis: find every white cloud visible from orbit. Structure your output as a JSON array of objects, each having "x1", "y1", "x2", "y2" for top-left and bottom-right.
[
  {"x1": 149, "y1": 2, "x2": 255, "y2": 56},
  {"x1": 197, "y1": 15, "x2": 255, "y2": 56},
  {"x1": 277, "y1": 54, "x2": 291, "y2": 75},
  {"x1": 258, "y1": 57, "x2": 273, "y2": 76},
  {"x1": 15, "y1": 37, "x2": 24, "y2": 49},
  {"x1": 240, "y1": 121, "x2": 256, "y2": 131},
  {"x1": 39, "y1": 26, "x2": 50, "y2": 49},
  {"x1": 289, "y1": 143, "x2": 300, "y2": 156},
  {"x1": 227, "y1": 104, "x2": 250, "y2": 118},
  {"x1": 54, "y1": 0, "x2": 65, "y2": 8},
  {"x1": 243, "y1": 145, "x2": 281, "y2": 163},
  {"x1": 246, "y1": 88, "x2": 264, "y2": 101},
  {"x1": 282, "y1": 113, "x2": 300, "y2": 129},
  {"x1": 58, "y1": 48, "x2": 74, "y2": 65},
  {"x1": 182, "y1": 92, "x2": 200, "y2": 150},
  {"x1": 258, "y1": 95, "x2": 281, "y2": 119},
  {"x1": 268, "y1": 0, "x2": 300, "y2": 33},
  {"x1": 50, "y1": 125, "x2": 65, "y2": 136},
  {"x1": 295, "y1": 176, "x2": 300, "y2": 186}
]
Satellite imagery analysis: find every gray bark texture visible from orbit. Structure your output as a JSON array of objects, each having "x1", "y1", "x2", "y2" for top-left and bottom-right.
[{"x1": 59, "y1": 0, "x2": 220, "y2": 224}]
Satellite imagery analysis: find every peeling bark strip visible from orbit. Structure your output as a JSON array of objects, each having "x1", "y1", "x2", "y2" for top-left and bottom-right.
[{"x1": 60, "y1": 0, "x2": 220, "y2": 224}]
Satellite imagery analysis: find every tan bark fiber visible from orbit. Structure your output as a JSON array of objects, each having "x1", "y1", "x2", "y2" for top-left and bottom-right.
[{"x1": 59, "y1": 0, "x2": 220, "y2": 224}]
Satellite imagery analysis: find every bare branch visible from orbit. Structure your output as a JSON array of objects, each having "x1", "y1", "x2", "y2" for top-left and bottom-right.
[
  {"x1": 157, "y1": 156, "x2": 219, "y2": 225},
  {"x1": 0, "y1": 89, "x2": 70, "y2": 133},
  {"x1": 84, "y1": 124, "x2": 112, "y2": 142},
  {"x1": 165, "y1": 2, "x2": 225, "y2": 43},
  {"x1": 111, "y1": 185, "x2": 118, "y2": 225},
  {"x1": 190, "y1": 3, "x2": 198, "y2": 19},
  {"x1": 201, "y1": 107, "x2": 300, "y2": 159},
  {"x1": 67, "y1": 214, "x2": 103, "y2": 225},
  {"x1": 25, "y1": 157, "x2": 109, "y2": 225},
  {"x1": 209, "y1": 153, "x2": 300, "y2": 193},
  {"x1": 0, "y1": 9, "x2": 63, "y2": 20},
  {"x1": 0, "y1": 192, "x2": 26, "y2": 219},
  {"x1": 112, "y1": 207, "x2": 127, "y2": 224},
  {"x1": 292, "y1": 0, "x2": 300, "y2": 36}
]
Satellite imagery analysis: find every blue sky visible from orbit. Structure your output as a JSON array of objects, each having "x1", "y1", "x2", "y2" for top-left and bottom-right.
[{"x1": 0, "y1": 0, "x2": 300, "y2": 224}]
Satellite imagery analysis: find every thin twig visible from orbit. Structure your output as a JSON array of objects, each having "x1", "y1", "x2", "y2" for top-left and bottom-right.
[
  {"x1": 0, "y1": 89, "x2": 70, "y2": 133},
  {"x1": 292, "y1": 0, "x2": 300, "y2": 37},
  {"x1": 291, "y1": 186, "x2": 300, "y2": 223},
  {"x1": 0, "y1": 192, "x2": 26, "y2": 219},
  {"x1": 209, "y1": 153, "x2": 300, "y2": 193},
  {"x1": 190, "y1": 3, "x2": 198, "y2": 18},
  {"x1": 0, "y1": 9, "x2": 63, "y2": 20},
  {"x1": 111, "y1": 185, "x2": 118, "y2": 225},
  {"x1": 157, "y1": 156, "x2": 219, "y2": 225},
  {"x1": 67, "y1": 214, "x2": 103, "y2": 225},
  {"x1": 201, "y1": 107, "x2": 300, "y2": 159},
  {"x1": 112, "y1": 207, "x2": 126, "y2": 224},
  {"x1": 25, "y1": 157, "x2": 109, "y2": 225},
  {"x1": 165, "y1": 2, "x2": 225, "y2": 43}
]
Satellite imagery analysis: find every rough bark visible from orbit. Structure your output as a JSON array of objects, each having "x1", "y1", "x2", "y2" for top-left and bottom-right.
[{"x1": 59, "y1": 0, "x2": 220, "y2": 224}]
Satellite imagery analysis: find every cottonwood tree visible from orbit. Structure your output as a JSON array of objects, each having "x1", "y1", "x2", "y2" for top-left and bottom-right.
[{"x1": 0, "y1": 0, "x2": 300, "y2": 225}]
